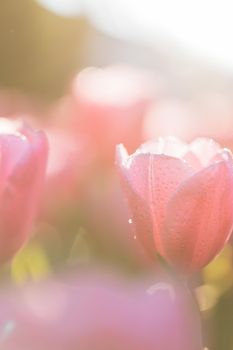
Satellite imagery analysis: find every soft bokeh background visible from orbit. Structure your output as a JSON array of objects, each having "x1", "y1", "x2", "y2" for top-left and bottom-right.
[
  {"x1": 1, "y1": 1, "x2": 233, "y2": 349},
  {"x1": 1, "y1": 0, "x2": 233, "y2": 102}
]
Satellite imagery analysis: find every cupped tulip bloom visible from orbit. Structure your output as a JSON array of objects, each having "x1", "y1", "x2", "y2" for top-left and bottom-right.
[
  {"x1": 0, "y1": 118, "x2": 48, "y2": 262},
  {"x1": 0, "y1": 273, "x2": 202, "y2": 350},
  {"x1": 116, "y1": 137, "x2": 233, "y2": 273}
]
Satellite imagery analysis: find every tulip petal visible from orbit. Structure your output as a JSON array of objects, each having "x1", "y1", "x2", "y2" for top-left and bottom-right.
[
  {"x1": 182, "y1": 151, "x2": 201, "y2": 171},
  {"x1": 162, "y1": 160, "x2": 233, "y2": 272},
  {"x1": 189, "y1": 138, "x2": 221, "y2": 167},
  {"x1": 116, "y1": 145, "x2": 155, "y2": 258},
  {"x1": 0, "y1": 135, "x2": 30, "y2": 182},
  {"x1": 210, "y1": 147, "x2": 233, "y2": 163},
  {"x1": 116, "y1": 144, "x2": 194, "y2": 255},
  {"x1": 0, "y1": 123, "x2": 48, "y2": 262},
  {"x1": 140, "y1": 138, "x2": 202, "y2": 171},
  {"x1": 137, "y1": 137, "x2": 189, "y2": 159}
]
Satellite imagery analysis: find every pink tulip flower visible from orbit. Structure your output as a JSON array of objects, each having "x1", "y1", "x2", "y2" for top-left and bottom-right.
[
  {"x1": 0, "y1": 273, "x2": 202, "y2": 350},
  {"x1": 0, "y1": 118, "x2": 48, "y2": 262},
  {"x1": 116, "y1": 137, "x2": 233, "y2": 273},
  {"x1": 69, "y1": 65, "x2": 153, "y2": 164}
]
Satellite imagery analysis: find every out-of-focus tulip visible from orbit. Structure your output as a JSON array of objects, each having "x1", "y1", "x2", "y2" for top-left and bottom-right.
[
  {"x1": 143, "y1": 99, "x2": 198, "y2": 142},
  {"x1": 193, "y1": 94, "x2": 233, "y2": 150},
  {"x1": 144, "y1": 94, "x2": 233, "y2": 151},
  {"x1": 68, "y1": 65, "x2": 154, "y2": 164},
  {"x1": 42, "y1": 127, "x2": 91, "y2": 218},
  {"x1": 0, "y1": 118, "x2": 48, "y2": 263},
  {"x1": 116, "y1": 137, "x2": 233, "y2": 273},
  {"x1": 0, "y1": 273, "x2": 202, "y2": 350}
]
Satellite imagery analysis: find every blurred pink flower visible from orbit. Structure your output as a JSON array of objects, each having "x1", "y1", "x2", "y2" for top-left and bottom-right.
[
  {"x1": 144, "y1": 95, "x2": 233, "y2": 150},
  {"x1": 67, "y1": 65, "x2": 153, "y2": 165},
  {"x1": 0, "y1": 273, "x2": 202, "y2": 350},
  {"x1": 117, "y1": 137, "x2": 233, "y2": 273},
  {"x1": 0, "y1": 118, "x2": 48, "y2": 262},
  {"x1": 143, "y1": 99, "x2": 197, "y2": 141},
  {"x1": 42, "y1": 126, "x2": 92, "y2": 218}
]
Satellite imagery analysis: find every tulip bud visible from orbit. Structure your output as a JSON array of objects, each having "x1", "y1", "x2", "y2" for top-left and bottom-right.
[
  {"x1": 117, "y1": 137, "x2": 233, "y2": 273},
  {"x1": 0, "y1": 118, "x2": 48, "y2": 263}
]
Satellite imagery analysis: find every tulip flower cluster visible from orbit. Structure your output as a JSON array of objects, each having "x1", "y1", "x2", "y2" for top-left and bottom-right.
[{"x1": 0, "y1": 64, "x2": 232, "y2": 349}]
